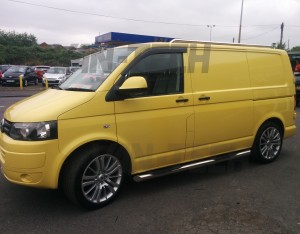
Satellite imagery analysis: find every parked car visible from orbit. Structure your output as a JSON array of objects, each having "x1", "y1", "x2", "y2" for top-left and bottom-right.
[
  {"x1": 34, "y1": 65, "x2": 50, "y2": 82},
  {"x1": 296, "y1": 73, "x2": 300, "y2": 106},
  {"x1": 68, "y1": 66, "x2": 81, "y2": 74},
  {"x1": 42, "y1": 67, "x2": 69, "y2": 86},
  {"x1": 1, "y1": 65, "x2": 39, "y2": 86},
  {"x1": 0, "y1": 64, "x2": 11, "y2": 85}
]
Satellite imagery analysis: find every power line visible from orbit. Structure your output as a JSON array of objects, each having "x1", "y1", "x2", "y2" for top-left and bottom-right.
[
  {"x1": 8, "y1": 0, "x2": 300, "y2": 29},
  {"x1": 243, "y1": 26, "x2": 279, "y2": 41},
  {"x1": 7, "y1": 0, "x2": 208, "y2": 27}
]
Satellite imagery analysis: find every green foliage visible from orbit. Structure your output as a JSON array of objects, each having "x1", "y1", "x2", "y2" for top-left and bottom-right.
[
  {"x1": 0, "y1": 30, "x2": 87, "y2": 66},
  {"x1": 0, "y1": 30, "x2": 37, "y2": 47},
  {"x1": 276, "y1": 42, "x2": 286, "y2": 50},
  {"x1": 291, "y1": 46, "x2": 300, "y2": 52}
]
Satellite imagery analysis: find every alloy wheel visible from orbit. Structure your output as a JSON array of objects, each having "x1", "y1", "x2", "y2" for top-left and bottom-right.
[{"x1": 81, "y1": 154, "x2": 123, "y2": 204}]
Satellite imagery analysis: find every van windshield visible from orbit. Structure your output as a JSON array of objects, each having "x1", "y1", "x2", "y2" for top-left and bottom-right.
[{"x1": 60, "y1": 46, "x2": 137, "y2": 91}]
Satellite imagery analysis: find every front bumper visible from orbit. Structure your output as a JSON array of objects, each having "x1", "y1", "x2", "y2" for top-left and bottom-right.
[
  {"x1": 0, "y1": 132, "x2": 60, "y2": 188},
  {"x1": 2, "y1": 78, "x2": 21, "y2": 85},
  {"x1": 43, "y1": 78, "x2": 63, "y2": 86}
]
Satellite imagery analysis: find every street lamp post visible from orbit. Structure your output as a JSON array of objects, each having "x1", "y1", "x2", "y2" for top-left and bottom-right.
[
  {"x1": 207, "y1": 25, "x2": 215, "y2": 41},
  {"x1": 238, "y1": 0, "x2": 244, "y2": 43}
]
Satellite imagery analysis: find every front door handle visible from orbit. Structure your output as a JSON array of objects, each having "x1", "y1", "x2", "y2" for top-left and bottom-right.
[{"x1": 176, "y1": 98, "x2": 189, "y2": 103}]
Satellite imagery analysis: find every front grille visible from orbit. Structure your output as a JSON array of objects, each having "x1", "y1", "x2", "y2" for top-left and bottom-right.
[{"x1": 47, "y1": 80, "x2": 60, "y2": 84}]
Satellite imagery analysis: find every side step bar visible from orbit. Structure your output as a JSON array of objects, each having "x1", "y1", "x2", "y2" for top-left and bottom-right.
[{"x1": 133, "y1": 149, "x2": 251, "y2": 182}]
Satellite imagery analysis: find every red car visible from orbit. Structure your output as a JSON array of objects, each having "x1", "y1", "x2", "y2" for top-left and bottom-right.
[
  {"x1": 295, "y1": 64, "x2": 300, "y2": 73},
  {"x1": 34, "y1": 65, "x2": 50, "y2": 81}
]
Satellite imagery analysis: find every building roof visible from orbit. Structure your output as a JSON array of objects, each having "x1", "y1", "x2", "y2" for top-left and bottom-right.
[{"x1": 95, "y1": 32, "x2": 174, "y2": 47}]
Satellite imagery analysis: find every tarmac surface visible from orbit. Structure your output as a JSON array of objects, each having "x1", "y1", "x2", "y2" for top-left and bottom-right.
[
  {"x1": 0, "y1": 85, "x2": 44, "y2": 97},
  {"x1": 0, "y1": 85, "x2": 300, "y2": 233}
]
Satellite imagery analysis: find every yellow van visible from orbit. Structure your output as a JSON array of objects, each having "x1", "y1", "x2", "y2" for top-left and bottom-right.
[{"x1": 0, "y1": 41, "x2": 296, "y2": 209}]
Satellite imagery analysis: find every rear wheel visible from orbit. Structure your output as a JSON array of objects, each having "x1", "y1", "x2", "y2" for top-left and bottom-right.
[
  {"x1": 62, "y1": 146, "x2": 124, "y2": 209},
  {"x1": 252, "y1": 122, "x2": 283, "y2": 163}
]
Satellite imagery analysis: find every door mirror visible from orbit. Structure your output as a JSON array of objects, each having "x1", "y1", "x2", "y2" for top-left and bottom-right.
[{"x1": 117, "y1": 76, "x2": 148, "y2": 95}]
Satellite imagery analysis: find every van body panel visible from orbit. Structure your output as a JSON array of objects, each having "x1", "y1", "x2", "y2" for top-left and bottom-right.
[
  {"x1": 4, "y1": 89, "x2": 95, "y2": 122},
  {"x1": 252, "y1": 97, "x2": 296, "y2": 135},
  {"x1": 58, "y1": 91, "x2": 114, "y2": 120},
  {"x1": 247, "y1": 52, "x2": 295, "y2": 100},
  {"x1": 115, "y1": 52, "x2": 194, "y2": 173},
  {"x1": 189, "y1": 49, "x2": 254, "y2": 159},
  {"x1": 116, "y1": 100, "x2": 194, "y2": 173}
]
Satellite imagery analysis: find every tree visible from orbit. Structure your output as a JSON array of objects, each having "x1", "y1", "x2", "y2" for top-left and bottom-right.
[
  {"x1": 0, "y1": 30, "x2": 37, "y2": 47},
  {"x1": 275, "y1": 42, "x2": 286, "y2": 50},
  {"x1": 0, "y1": 30, "x2": 87, "y2": 66},
  {"x1": 291, "y1": 46, "x2": 300, "y2": 52}
]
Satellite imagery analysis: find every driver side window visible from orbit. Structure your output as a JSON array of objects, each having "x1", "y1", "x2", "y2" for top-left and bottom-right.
[{"x1": 126, "y1": 53, "x2": 184, "y2": 96}]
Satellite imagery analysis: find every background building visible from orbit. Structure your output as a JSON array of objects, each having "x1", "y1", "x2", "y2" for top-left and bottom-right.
[{"x1": 95, "y1": 32, "x2": 174, "y2": 48}]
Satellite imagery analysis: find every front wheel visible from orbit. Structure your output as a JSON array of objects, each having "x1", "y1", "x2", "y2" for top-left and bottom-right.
[
  {"x1": 62, "y1": 147, "x2": 124, "y2": 209},
  {"x1": 251, "y1": 122, "x2": 283, "y2": 163}
]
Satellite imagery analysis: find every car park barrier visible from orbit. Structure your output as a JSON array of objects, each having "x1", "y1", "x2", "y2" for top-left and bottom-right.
[
  {"x1": 45, "y1": 78, "x2": 48, "y2": 89},
  {"x1": 19, "y1": 75, "x2": 23, "y2": 90}
]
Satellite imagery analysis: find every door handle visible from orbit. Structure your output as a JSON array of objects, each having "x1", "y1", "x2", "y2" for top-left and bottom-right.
[
  {"x1": 176, "y1": 98, "x2": 189, "y2": 103},
  {"x1": 198, "y1": 96, "x2": 210, "y2": 101}
]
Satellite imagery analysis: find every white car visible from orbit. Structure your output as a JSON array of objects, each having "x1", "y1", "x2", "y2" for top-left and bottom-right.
[{"x1": 42, "y1": 67, "x2": 69, "y2": 86}]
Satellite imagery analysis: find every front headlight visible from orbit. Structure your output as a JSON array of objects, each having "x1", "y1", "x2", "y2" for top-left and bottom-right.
[{"x1": 9, "y1": 121, "x2": 58, "y2": 141}]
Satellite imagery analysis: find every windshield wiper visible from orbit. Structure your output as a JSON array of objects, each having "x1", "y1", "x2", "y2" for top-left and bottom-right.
[{"x1": 63, "y1": 87, "x2": 94, "y2": 92}]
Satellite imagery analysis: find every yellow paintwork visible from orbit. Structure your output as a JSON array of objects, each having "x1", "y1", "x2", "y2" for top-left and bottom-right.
[
  {"x1": 4, "y1": 89, "x2": 96, "y2": 122},
  {"x1": 0, "y1": 42, "x2": 297, "y2": 189},
  {"x1": 119, "y1": 76, "x2": 147, "y2": 90}
]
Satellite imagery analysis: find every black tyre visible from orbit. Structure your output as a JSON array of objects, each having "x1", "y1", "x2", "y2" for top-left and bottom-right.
[
  {"x1": 251, "y1": 122, "x2": 283, "y2": 163},
  {"x1": 35, "y1": 78, "x2": 38, "y2": 85},
  {"x1": 62, "y1": 146, "x2": 124, "y2": 209}
]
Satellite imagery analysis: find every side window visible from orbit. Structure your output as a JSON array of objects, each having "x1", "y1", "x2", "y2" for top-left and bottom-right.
[{"x1": 126, "y1": 53, "x2": 184, "y2": 96}]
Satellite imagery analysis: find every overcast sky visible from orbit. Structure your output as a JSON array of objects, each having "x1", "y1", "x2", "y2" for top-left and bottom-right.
[{"x1": 1, "y1": 0, "x2": 300, "y2": 48}]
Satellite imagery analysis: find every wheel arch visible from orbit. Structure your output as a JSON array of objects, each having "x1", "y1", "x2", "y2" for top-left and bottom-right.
[
  {"x1": 252, "y1": 117, "x2": 284, "y2": 148},
  {"x1": 253, "y1": 117, "x2": 285, "y2": 146},
  {"x1": 58, "y1": 140, "x2": 132, "y2": 190},
  {"x1": 251, "y1": 117, "x2": 285, "y2": 163}
]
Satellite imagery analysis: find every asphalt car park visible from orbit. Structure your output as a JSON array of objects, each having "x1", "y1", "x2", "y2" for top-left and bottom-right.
[{"x1": 0, "y1": 87, "x2": 299, "y2": 233}]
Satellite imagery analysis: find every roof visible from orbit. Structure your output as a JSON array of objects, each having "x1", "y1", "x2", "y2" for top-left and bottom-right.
[{"x1": 95, "y1": 32, "x2": 174, "y2": 47}]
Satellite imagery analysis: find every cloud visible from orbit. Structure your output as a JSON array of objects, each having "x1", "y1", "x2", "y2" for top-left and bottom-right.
[{"x1": 2, "y1": 0, "x2": 300, "y2": 47}]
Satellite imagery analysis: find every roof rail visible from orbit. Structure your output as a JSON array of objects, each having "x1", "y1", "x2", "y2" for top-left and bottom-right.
[{"x1": 170, "y1": 39, "x2": 272, "y2": 48}]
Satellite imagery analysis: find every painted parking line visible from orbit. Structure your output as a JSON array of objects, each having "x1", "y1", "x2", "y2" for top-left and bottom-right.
[{"x1": 0, "y1": 106, "x2": 5, "y2": 108}]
